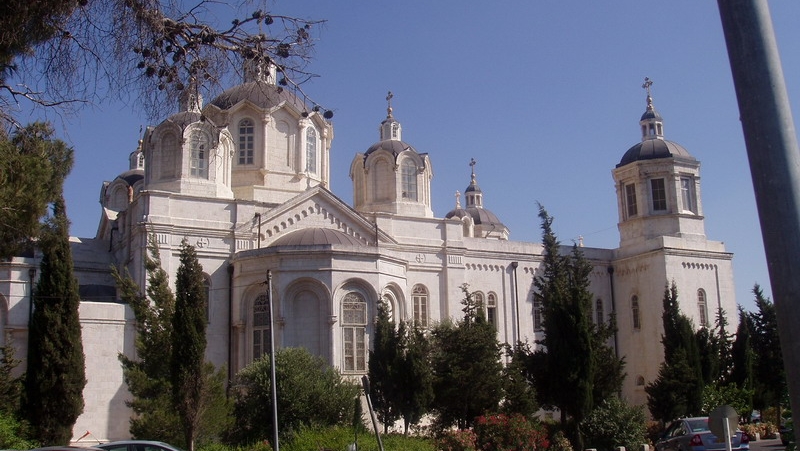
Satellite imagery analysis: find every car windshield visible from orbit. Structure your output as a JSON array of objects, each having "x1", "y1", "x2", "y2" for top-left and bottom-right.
[{"x1": 688, "y1": 418, "x2": 710, "y2": 432}]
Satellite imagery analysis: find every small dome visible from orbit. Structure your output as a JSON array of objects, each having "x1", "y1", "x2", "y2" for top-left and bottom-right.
[
  {"x1": 210, "y1": 80, "x2": 307, "y2": 112},
  {"x1": 116, "y1": 169, "x2": 144, "y2": 187},
  {"x1": 617, "y1": 139, "x2": 695, "y2": 167},
  {"x1": 640, "y1": 108, "x2": 662, "y2": 121},
  {"x1": 269, "y1": 228, "x2": 366, "y2": 247},
  {"x1": 445, "y1": 206, "x2": 504, "y2": 227},
  {"x1": 163, "y1": 111, "x2": 202, "y2": 130},
  {"x1": 364, "y1": 139, "x2": 417, "y2": 157}
]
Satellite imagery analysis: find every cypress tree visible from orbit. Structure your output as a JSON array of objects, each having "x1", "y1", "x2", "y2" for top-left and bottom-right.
[
  {"x1": 170, "y1": 239, "x2": 208, "y2": 451},
  {"x1": 646, "y1": 282, "x2": 703, "y2": 421},
  {"x1": 113, "y1": 236, "x2": 181, "y2": 443},
  {"x1": 367, "y1": 297, "x2": 401, "y2": 432},
  {"x1": 749, "y1": 284, "x2": 785, "y2": 426},
  {"x1": 729, "y1": 307, "x2": 754, "y2": 413},
  {"x1": 23, "y1": 197, "x2": 86, "y2": 444},
  {"x1": 396, "y1": 322, "x2": 433, "y2": 434}
]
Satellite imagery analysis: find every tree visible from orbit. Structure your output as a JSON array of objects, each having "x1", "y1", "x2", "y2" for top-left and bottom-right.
[
  {"x1": 367, "y1": 298, "x2": 401, "y2": 432},
  {"x1": 0, "y1": 343, "x2": 22, "y2": 415},
  {"x1": 395, "y1": 322, "x2": 433, "y2": 434},
  {"x1": 749, "y1": 284, "x2": 785, "y2": 426},
  {"x1": 430, "y1": 284, "x2": 503, "y2": 430},
  {"x1": 0, "y1": 123, "x2": 73, "y2": 260},
  {"x1": 581, "y1": 397, "x2": 647, "y2": 451},
  {"x1": 114, "y1": 236, "x2": 231, "y2": 448},
  {"x1": 530, "y1": 205, "x2": 603, "y2": 450},
  {"x1": 0, "y1": 0, "x2": 331, "y2": 128},
  {"x1": 729, "y1": 307, "x2": 754, "y2": 413},
  {"x1": 500, "y1": 342, "x2": 539, "y2": 418},
  {"x1": 113, "y1": 236, "x2": 181, "y2": 443},
  {"x1": 170, "y1": 239, "x2": 208, "y2": 451},
  {"x1": 228, "y1": 347, "x2": 359, "y2": 445},
  {"x1": 646, "y1": 282, "x2": 703, "y2": 422},
  {"x1": 22, "y1": 197, "x2": 86, "y2": 445}
]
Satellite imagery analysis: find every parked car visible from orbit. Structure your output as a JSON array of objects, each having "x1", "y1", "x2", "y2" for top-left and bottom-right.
[
  {"x1": 655, "y1": 417, "x2": 750, "y2": 451},
  {"x1": 28, "y1": 447, "x2": 106, "y2": 451},
  {"x1": 96, "y1": 441, "x2": 183, "y2": 451}
]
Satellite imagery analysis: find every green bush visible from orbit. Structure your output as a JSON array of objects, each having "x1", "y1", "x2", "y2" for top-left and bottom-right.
[
  {"x1": 0, "y1": 410, "x2": 37, "y2": 450},
  {"x1": 281, "y1": 425, "x2": 434, "y2": 451},
  {"x1": 581, "y1": 397, "x2": 648, "y2": 451}
]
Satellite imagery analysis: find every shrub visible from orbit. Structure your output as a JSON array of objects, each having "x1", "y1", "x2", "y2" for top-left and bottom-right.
[
  {"x1": 0, "y1": 410, "x2": 38, "y2": 450},
  {"x1": 581, "y1": 397, "x2": 648, "y2": 451},
  {"x1": 281, "y1": 424, "x2": 435, "y2": 451},
  {"x1": 473, "y1": 413, "x2": 549, "y2": 451},
  {"x1": 436, "y1": 429, "x2": 477, "y2": 451}
]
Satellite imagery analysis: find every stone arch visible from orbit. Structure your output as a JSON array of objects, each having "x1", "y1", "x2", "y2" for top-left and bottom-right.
[{"x1": 283, "y1": 278, "x2": 331, "y2": 360}]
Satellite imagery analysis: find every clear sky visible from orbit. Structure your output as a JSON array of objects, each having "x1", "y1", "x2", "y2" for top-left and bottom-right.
[{"x1": 19, "y1": 1, "x2": 800, "y2": 312}]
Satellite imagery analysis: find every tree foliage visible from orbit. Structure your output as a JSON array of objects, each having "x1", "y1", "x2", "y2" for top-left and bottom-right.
[
  {"x1": 0, "y1": 343, "x2": 22, "y2": 415},
  {"x1": 0, "y1": 0, "x2": 330, "y2": 128},
  {"x1": 748, "y1": 284, "x2": 785, "y2": 425},
  {"x1": 395, "y1": 321, "x2": 433, "y2": 433},
  {"x1": 114, "y1": 236, "x2": 230, "y2": 448},
  {"x1": 729, "y1": 307, "x2": 754, "y2": 412},
  {"x1": 646, "y1": 282, "x2": 703, "y2": 422},
  {"x1": 113, "y1": 236, "x2": 181, "y2": 442},
  {"x1": 22, "y1": 197, "x2": 86, "y2": 445},
  {"x1": 228, "y1": 347, "x2": 359, "y2": 445},
  {"x1": 0, "y1": 123, "x2": 72, "y2": 260},
  {"x1": 500, "y1": 342, "x2": 538, "y2": 418},
  {"x1": 430, "y1": 284, "x2": 503, "y2": 430},
  {"x1": 581, "y1": 397, "x2": 647, "y2": 451},
  {"x1": 367, "y1": 298, "x2": 401, "y2": 431}
]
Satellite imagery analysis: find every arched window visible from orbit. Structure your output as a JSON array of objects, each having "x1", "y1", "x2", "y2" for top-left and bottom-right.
[
  {"x1": 595, "y1": 298, "x2": 604, "y2": 325},
  {"x1": 412, "y1": 284, "x2": 428, "y2": 328},
  {"x1": 636, "y1": 375, "x2": 646, "y2": 386},
  {"x1": 533, "y1": 293, "x2": 543, "y2": 331},
  {"x1": 252, "y1": 294, "x2": 271, "y2": 361},
  {"x1": 342, "y1": 292, "x2": 367, "y2": 372},
  {"x1": 474, "y1": 292, "x2": 484, "y2": 308},
  {"x1": 631, "y1": 295, "x2": 641, "y2": 330},
  {"x1": 401, "y1": 160, "x2": 417, "y2": 201},
  {"x1": 190, "y1": 132, "x2": 209, "y2": 178},
  {"x1": 306, "y1": 127, "x2": 317, "y2": 173},
  {"x1": 697, "y1": 289, "x2": 708, "y2": 326},
  {"x1": 161, "y1": 132, "x2": 178, "y2": 179},
  {"x1": 487, "y1": 293, "x2": 497, "y2": 328},
  {"x1": 238, "y1": 119, "x2": 254, "y2": 165}
]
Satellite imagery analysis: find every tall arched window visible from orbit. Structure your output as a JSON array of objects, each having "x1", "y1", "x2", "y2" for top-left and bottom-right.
[
  {"x1": 190, "y1": 132, "x2": 209, "y2": 178},
  {"x1": 487, "y1": 293, "x2": 497, "y2": 328},
  {"x1": 161, "y1": 132, "x2": 178, "y2": 179},
  {"x1": 238, "y1": 119, "x2": 254, "y2": 165},
  {"x1": 631, "y1": 295, "x2": 641, "y2": 330},
  {"x1": 342, "y1": 292, "x2": 367, "y2": 372},
  {"x1": 533, "y1": 293, "x2": 543, "y2": 331},
  {"x1": 697, "y1": 289, "x2": 708, "y2": 326},
  {"x1": 412, "y1": 284, "x2": 428, "y2": 328},
  {"x1": 252, "y1": 294, "x2": 271, "y2": 361},
  {"x1": 306, "y1": 127, "x2": 317, "y2": 173},
  {"x1": 595, "y1": 298, "x2": 604, "y2": 325},
  {"x1": 401, "y1": 160, "x2": 417, "y2": 201}
]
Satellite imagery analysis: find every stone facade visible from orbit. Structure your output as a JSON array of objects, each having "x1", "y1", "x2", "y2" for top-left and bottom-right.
[{"x1": 0, "y1": 73, "x2": 736, "y2": 441}]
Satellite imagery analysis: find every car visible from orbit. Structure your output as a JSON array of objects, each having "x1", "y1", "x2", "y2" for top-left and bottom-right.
[
  {"x1": 655, "y1": 417, "x2": 750, "y2": 451},
  {"x1": 29, "y1": 447, "x2": 106, "y2": 451},
  {"x1": 96, "y1": 441, "x2": 183, "y2": 451}
]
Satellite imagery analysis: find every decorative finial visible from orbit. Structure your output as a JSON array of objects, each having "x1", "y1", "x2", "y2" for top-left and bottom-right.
[
  {"x1": 642, "y1": 77, "x2": 654, "y2": 109},
  {"x1": 469, "y1": 158, "x2": 477, "y2": 176},
  {"x1": 386, "y1": 91, "x2": 394, "y2": 118},
  {"x1": 455, "y1": 190, "x2": 461, "y2": 209}
]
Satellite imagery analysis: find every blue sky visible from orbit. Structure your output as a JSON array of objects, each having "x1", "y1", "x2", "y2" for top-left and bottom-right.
[{"x1": 19, "y1": 1, "x2": 800, "y2": 312}]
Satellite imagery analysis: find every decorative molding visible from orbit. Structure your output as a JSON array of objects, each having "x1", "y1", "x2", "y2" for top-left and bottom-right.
[
  {"x1": 681, "y1": 262, "x2": 718, "y2": 270},
  {"x1": 447, "y1": 255, "x2": 462, "y2": 264}
]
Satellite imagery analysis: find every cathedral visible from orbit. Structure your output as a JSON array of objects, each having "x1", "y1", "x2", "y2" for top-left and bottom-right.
[{"x1": 0, "y1": 66, "x2": 736, "y2": 441}]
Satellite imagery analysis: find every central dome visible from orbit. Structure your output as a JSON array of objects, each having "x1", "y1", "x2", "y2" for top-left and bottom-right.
[{"x1": 210, "y1": 80, "x2": 307, "y2": 112}]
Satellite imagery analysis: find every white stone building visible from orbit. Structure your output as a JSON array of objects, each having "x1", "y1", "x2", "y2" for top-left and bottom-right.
[{"x1": 0, "y1": 70, "x2": 736, "y2": 441}]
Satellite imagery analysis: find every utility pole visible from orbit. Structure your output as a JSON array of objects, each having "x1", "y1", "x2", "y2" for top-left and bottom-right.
[
  {"x1": 267, "y1": 270, "x2": 279, "y2": 451},
  {"x1": 716, "y1": 0, "x2": 800, "y2": 435}
]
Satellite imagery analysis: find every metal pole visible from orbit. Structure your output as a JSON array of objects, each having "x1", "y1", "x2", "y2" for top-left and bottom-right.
[
  {"x1": 361, "y1": 376, "x2": 384, "y2": 451},
  {"x1": 716, "y1": 0, "x2": 800, "y2": 435},
  {"x1": 267, "y1": 270, "x2": 279, "y2": 451}
]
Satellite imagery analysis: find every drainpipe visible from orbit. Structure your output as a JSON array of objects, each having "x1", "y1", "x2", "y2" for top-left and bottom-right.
[
  {"x1": 511, "y1": 262, "x2": 520, "y2": 343},
  {"x1": 607, "y1": 266, "x2": 619, "y2": 358},
  {"x1": 255, "y1": 213, "x2": 262, "y2": 249},
  {"x1": 28, "y1": 267, "x2": 36, "y2": 335},
  {"x1": 227, "y1": 264, "x2": 234, "y2": 388}
]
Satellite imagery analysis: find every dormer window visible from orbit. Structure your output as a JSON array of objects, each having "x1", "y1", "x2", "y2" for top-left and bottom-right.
[
  {"x1": 401, "y1": 159, "x2": 417, "y2": 200},
  {"x1": 306, "y1": 127, "x2": 317, "y2": 173},
  {"x1": 238, "y1": 119, "x2": 254, "y2": 165},
  {"x1": 190, "y1": 132, "x2": 209, "y2": 179}
]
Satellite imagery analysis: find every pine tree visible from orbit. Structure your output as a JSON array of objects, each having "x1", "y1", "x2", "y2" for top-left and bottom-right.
[
  {"x1": 113, "y1": 236, "x2": 181, "y2": 443},
  {"x1": 170, "y1": 239, "x2": 208, "y2": 451},
  {"x1": 430, "y1": 284, "x2": 503, "y2": 430},
  {"x1": 0, "y1": 343, "x2": 22, "y2": 414},
  {"x1": 646, "y1": 282, "x2": 703, "y2": 422},
  {"x1": 501, "y1": 342, "x2": 539, "y2": 418},
  {"x1": 729, "y1": 307, "x2": 754, "y2": 411},
  {"x1": 396, "y1": 322, "x2": 433, "y2": 434},
  {"x1": 22, "y1": 197, "x2": 86, "y2": 444},
  {"x1": 367, "y1": 297, "x2": 401, "y2": 432},
  {"x1": 531, "y1": 206, "x2": 598, "y2": 446},
  {"x1": 749, "y1": 284, "x2": 785, "y2": 426}
]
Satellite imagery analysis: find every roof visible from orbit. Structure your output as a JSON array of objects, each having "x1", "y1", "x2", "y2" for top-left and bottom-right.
[
  {"x1": 364, "y1": 139, "x2": 418, "y2": 157},
  {"x1": 210, "y1": 80, "x2": 308, "y2": 112},
  {"x1": 269, "y1": 227, "x2": 366, "y2": 247},
  {"x1": 445, "y1": 206, "x2": 505, "y2": 227},
  {"x1": 617, "y1": 139, "x2": 695, "y2": 167}
]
